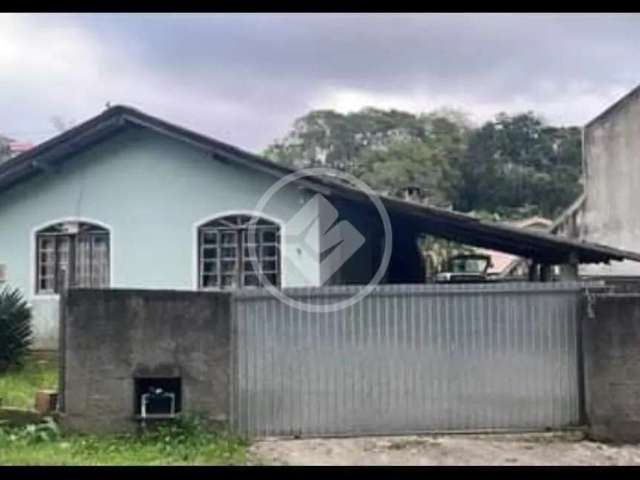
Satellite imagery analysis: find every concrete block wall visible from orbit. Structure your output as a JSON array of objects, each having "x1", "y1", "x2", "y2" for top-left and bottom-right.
[
  {"x1": 583, "y1": 293, "x2": 640, "y2": 443},
  {"x1": 58, "y1": 285, "x2": 640, "y2": 441},
  {"x1": 59, "y1": 289, "x2": 231, "y2": 433}
]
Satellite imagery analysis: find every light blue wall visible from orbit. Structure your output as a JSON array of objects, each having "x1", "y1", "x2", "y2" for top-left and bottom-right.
[{"x1": 0, "y1": 128, "x2": 322, "y2": 348}]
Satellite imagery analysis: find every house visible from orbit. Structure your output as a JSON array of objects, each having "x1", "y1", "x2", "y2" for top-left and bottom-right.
[
  {"x1": 552, "y1": 84, "x2": 640, "y2": 278},
  {"x1": 1, "y1": 105, "x2": 638, "y2": 349},
  {"x1": 478, "y1": 216, "x2": 553, "y2": 277},
  {"x1": 0, "y1": 134, "x2": 33, "y2": 163}
]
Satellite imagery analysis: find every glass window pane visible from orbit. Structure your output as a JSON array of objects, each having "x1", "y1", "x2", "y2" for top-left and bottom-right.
[
  {"x1": 262, "y1": 230, "x2": 277, "y2": 243},
  {"x1": 222, "y1": 232, "x2": 236, "y2": 244},
  {"x1": 203, "y1": 247, "x2": 218, "y2": 260},
  {"x1": 39, "y1": 237, "x2": 55, "y2": 249},
  {"x1": 222, "y1": 247, "x2": 237, "y2": 258},
  {"x1": 36, "y1": 225, "x2": 110, "y2": 293},
  {"x1": 37, "y1": 236, "x2": 57, "y2": 293},
  {"x1": 203, "y1": 261, "x2": 218, "y2": 273},
  {"x1": 198, "y1": 215, "x2": 280, "y2": 290},
  {"x1": 75, "y1": 235, "x2": 92, "y2": 287},
  {"x1": 262, "y1": 260, "x2": 277, "y2": 272},
  {"x1": 202, "y1": 274, "x2": 218, "y2": 288},
  {"x1": 91, "y1": 235, "x2": 110, "y2": 288},
  {"x1": 56, "y1": 237, "x2": 71, "y2": 292},
  {"x1": 221, "y1": 260, "x2": 237, "y2": 273},
  {"x1": 40, "y1": 277, "x2": 52, "y2": 291},
  {"x1": 221, "y1": 275, "x2": 236, "y2": 288},
  {"x1": 202, "y1": 231, "x2": 218, "y2": 244},
  {"x1": 244, "y1": 245, "x2": 259, "y2": 259}
]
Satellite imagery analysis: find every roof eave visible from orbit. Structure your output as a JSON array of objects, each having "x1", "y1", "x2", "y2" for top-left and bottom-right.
[{"x1": 2, "y1": 103, "x2": 639, "y2": 267}]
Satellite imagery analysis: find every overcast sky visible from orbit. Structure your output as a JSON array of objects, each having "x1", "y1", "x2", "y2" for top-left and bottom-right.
[{"x1": 1, "y1": 13, "x2": 639, "y2": 151}]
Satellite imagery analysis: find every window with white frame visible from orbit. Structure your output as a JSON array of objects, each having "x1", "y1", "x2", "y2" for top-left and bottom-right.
[
  {"x1": 198, "y1": 215, "x2": 280, "y2": 289},
  {"x1": 36, "y1": 221, "x2": 110, "y2": 294}
]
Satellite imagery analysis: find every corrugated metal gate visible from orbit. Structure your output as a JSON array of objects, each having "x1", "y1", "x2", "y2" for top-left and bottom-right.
[{"x1": 230, "y1": 283, "x2": 585, "y2": 437}]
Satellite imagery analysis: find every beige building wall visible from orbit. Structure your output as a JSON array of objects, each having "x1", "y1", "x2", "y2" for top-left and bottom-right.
[{"x1": 580, "y1": 86, "x2": 640, "y2": 277}]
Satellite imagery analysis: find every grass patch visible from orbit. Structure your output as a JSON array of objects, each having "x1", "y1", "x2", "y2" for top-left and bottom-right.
[
  {"x1": 0, "y1": 351, "x2": 58, "y2": 409},
  {"x1": 0, "y1": 415, "x2": 250, "y2": 466},
  {"x1": 0, "y1": 354, "x2": 250, "y2": 465}
]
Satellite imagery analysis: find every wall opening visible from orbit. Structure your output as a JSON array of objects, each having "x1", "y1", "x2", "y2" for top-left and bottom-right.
[{"x1": 134, "y1": 377, "x2": 182, "y2": 419}]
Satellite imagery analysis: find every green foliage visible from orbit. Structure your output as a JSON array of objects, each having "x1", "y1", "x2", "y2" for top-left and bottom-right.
[
  {"x1": 355, "y1": 141, "x2": 450, "y2": 207},
  {"x1": 0, "y1": 414, "x2": 249, "y2": 465},
  {"x1": 0, "y1": 417, "x2": 61, "y2": 445},
  {"x1": 453, "y1": 113, "x2": 582, "y2": 218},
  {"x1": 0, "y1": 358, "x2": 248, "y2": 465},
  {"x1": 0, "y1": 351, "x2": 58, "y2": 409},
  {"x1": 265, "y1": 108, "x2": 582, "y2": 221},
  {"x1": 264, "y1": 108, "x2": 434, "y2": 171},
  {"x1": 0, "y1": 286, "x2": 33, "y2": 372},
  {"x1": 72, "y1": 413, "x2": 249, "y2": 464},
  {"x1": 137, "y1": 414, "x2": 234, "y2": 456},
  {"x1": 421, "y1": 236, "x2": 476, "y2": 278}
]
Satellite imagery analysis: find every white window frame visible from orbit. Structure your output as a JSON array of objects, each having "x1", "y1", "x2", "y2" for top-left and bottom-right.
[
  {"x1": 31, "y1": 217, "x2": 114, "y2": 297},
  {"x1": 193, "y1": 211, "x2": 285, "y2": 291}
]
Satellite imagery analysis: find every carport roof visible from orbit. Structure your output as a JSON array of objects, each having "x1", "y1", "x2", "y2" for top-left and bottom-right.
[{"x1": 1, "y1": 104, "x2": 639, "y2": 266}]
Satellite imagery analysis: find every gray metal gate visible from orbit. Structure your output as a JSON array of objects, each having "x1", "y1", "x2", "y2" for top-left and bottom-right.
[{"x1": 230, "y1": 283, "x2": 584, "y2": 437}]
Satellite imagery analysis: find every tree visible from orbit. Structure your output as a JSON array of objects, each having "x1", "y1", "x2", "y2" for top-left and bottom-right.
[
  {"x1": 354, "y1": 140, "x2": 451, "y2": 207},
  {"x1": 50, "y1": 115, "x2": 76, "y2": 134},
  {"x1": 265, "y1": 107, "x2": 583, "y2": 221},
  {"x1": 453, "y1": 112, "x2": 582, "y2": 218},
  {"x1": 0, "y1": 286, "x2": 33, "y2": 371},
  {"x1": 264, "y1": 108, "x2": 429, "y2": 171}
]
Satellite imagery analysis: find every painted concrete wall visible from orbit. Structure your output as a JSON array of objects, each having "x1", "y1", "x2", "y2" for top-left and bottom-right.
[
  {"x1": 584, "y1": 292, "x2": 640, "y2": 442},
  {"x1": 581, "y1": 89, "x2": 640, "y2": 276},
  {"x1": 60, "y1": 289, "x2": 232, "y2": 433},
  {"x1": 0, "y1": 128, "x2": 322, "y2": 349}
]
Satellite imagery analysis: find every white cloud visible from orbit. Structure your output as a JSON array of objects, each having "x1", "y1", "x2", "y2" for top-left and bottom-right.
[
  {"x1": 0, "y1": 14, "x2": 270, "y2": 148},
  {"x1": 0, "y1": 13, "x2": 639, "y2": 151},
  {"x1": 312, "y1": 81, "x2": 636, "y2": 127}
]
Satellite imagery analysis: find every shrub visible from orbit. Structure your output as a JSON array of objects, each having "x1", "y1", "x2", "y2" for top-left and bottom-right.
[
  {"x1": 0, "y1": 286, "x2": 33, "y2": 372},
  {"x1": 0, "y1": 417, "x2": 61, "y2": 446}
]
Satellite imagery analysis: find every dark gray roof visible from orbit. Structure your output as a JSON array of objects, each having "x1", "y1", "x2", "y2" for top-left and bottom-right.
[{"x1": 1, "y1": 104, "x2": 639, "y2": 266}]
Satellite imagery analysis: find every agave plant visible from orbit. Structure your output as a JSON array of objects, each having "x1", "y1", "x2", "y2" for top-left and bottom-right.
[{"x1": 0, "y1": 286, "x2": 33, "y2": 371}]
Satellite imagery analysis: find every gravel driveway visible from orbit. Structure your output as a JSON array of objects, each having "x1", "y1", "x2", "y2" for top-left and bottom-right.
[{"x1": 249, "y1": 431, "x2": 640, "y2": 465}]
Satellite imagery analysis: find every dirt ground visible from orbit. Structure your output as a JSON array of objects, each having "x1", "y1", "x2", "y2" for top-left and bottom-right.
[{"x1": 249, "y1": 431, "x2": 640, "y2": 466}]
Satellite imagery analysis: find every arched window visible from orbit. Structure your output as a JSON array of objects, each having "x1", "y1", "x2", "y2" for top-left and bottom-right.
[
  {"x1": 198, "y1": 215, "x2": 280, "y2": 289},
  {"x1": 36, "y1": 221, "x2": 110, "y2": 294}
]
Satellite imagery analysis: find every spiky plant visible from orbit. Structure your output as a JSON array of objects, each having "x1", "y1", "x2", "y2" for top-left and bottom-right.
[{"x1": 0, "y1": 286, "x2": 33, "y2": 371}]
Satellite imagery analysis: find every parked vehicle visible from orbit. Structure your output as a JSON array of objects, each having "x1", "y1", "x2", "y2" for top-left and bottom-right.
[{"x1": 435, "y1": 253, "x2": 494, "y2": 283}]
